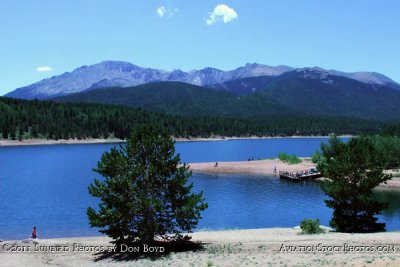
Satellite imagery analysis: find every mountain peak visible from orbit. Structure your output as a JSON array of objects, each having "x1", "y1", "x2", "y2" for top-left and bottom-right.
[
  {"x1": 95, "y1": 60, "x2": 143, "y2": 71},
  {"x1": 244, "y1": 62, "x2": 266, "y2": 68},
  {"x1": 4, "y1": 61, "x2": 399, "y2": 99},
  {"x1": 201, "y1": 67, "x2": 223, "y2": 72}
]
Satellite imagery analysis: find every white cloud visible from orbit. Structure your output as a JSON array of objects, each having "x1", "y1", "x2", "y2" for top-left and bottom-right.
[
  {"x1": 206, "y1": 4, "x2": 238, "y2": 25},
  {"x1": 171, "y1": 8, "x2": 179, "y2": 17},
  {"x1": 157, "y1": 6, "x2": 166, "y2": 17},
  {"x1": 36, "y1": 66, "x2": 54, "y2": 72},
  {"x1": 157, "y1": 6, "x2": 178, "y2": 18}
]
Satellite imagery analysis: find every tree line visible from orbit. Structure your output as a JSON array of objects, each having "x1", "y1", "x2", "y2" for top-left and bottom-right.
[{"x1": 0, "y1": 97, "x2": 388, "y2": 140}]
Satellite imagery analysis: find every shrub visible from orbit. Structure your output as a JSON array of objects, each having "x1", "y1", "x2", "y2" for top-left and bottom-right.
[
  {"x1": 311, "y1": 151, "x2": 322, "y2": 163},
  {"x1": 300, "y1": 218, "x2": 324, "y2": 234},
  {"x1": 278, "y1": 152, "x2": 302, "y2": 164},
  {"x1": 278, "y1": 152, "x2": 288, "y2": 161}
]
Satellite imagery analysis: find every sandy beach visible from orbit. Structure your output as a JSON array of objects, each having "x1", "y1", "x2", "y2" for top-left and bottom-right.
[
  {"x1": 1, "y1": 228, "x2": 400, "y2": 266},
  {"x1": 175, "y1": 135, "x2": 354, "y2": 142},
  {"x1": 189, "y1": 158, "x2": 316, "y2": 177},
  {"x1": 0, "y1": 137, "x2": 288, "y2": 147},
  {"x1": 189, "y1": 159, "x2": 400, "y2": 190},
  {"x1": 0, "y1": 138, "x2": 125, "y2": 147}
]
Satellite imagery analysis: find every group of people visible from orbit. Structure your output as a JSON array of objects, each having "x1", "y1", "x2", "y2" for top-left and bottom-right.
[
  {"x1": 247, "y1": 157, "x2": 261, "y2": 161},
  {"x1": 281, "y1": 168, "x2": 317, "y2": 178}
]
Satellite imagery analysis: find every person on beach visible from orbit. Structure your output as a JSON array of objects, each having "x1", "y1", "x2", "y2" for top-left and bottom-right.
[
  {"x1": 31, "y1": 226, "x2": 37, "y2": 239},
  {"x1": 274, "y1": 165, "x2": 277, "y2": 174},
  {"x1": 214, "y1": 162, "x2": 218, "y2": 168}
]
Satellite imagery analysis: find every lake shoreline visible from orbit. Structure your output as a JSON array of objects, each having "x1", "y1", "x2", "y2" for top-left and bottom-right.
[
  {"x1": 175, "y1": 135, "x2": 354, "y2": 142},
  {"x1": 1, "y1": 227, "x2": 400, "y2": 266},
  {"x1": 0, "y1": 135, "x2": 354, "y2": 147},
  {"x1": 189, "y1": 159, "x2": 400, "y2": 190},
  {"x1": 0, "y1": 138, "x2": 126, "y2": 147},
  {"x1": 189, "y1": 158, "x2": 316, "y2": 177}
]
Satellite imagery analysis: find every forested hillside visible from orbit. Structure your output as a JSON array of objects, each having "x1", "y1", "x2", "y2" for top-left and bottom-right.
[
  {"x1": 54, "y1": 82, "x2": 296, "y2": 117},
  {"x1": 382, "y1": 124, "x2": 400, "y2": 136},
  {"x1": 54, "y1": 73, "x2": 400, "y2": 121},
  {"x1": 0, "y1": 97, "x2": 384, "y2": 140},
  {"x1": 257, "y1": 69, "x2": 400, "y2": 121},
  {"x1": 207, "y1": 75, "x2": 276, "y2": 95}
]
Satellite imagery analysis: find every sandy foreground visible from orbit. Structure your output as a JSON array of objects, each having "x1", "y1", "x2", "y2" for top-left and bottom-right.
[
  {"x1": 188, "y1": 159, "x2": 400, "y2": 190},
  {"x1": 1, "y1": 228, "x2": 400, "y2": 267}
]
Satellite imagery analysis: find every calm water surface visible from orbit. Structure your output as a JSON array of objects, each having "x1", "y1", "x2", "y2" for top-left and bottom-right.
[{"x1": 0, "y1": 138, "x2": 399, "y2": 240}]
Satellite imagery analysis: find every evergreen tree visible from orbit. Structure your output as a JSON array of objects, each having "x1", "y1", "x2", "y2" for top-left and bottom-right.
[
  {"x1": 0, "y1": 97, "x2": 386, "y2": 141},
  {"x1": 10, "y1": 127, "x2": 16, "y2": 140},
  {"x1": 318, "y1": 136, "x2": 390, "y2": 232},
  {"x1": 18, "y1": 128, "x2": 23, "y2": 141},
  {"x1": 31, "y1": 125, "x2": 39, "y2": 139},
  {"x1": 87, "y1": 125, "x2": 207, "y2": 245},
  {"x1": 0, "y1": 127, "x2": 4, "y2": 139}
]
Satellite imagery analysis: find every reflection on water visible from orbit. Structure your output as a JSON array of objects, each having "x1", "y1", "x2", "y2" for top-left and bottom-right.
[
  {"x1": 192, "y1": 173, "x2": 400, "y2": 232},
  {"x1": 374, "y1": 190, "x2": 400, "y2": 219}
]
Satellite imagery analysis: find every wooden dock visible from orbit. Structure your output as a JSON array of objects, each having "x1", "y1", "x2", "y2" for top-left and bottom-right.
[{"x1": 279, "y1": 169, "x2": 322, "y2": 182}]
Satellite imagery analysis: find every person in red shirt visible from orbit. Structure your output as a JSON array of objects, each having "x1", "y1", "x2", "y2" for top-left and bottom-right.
[{"x1": 31, "y1": 226, "x2": 37, "y2": 239}]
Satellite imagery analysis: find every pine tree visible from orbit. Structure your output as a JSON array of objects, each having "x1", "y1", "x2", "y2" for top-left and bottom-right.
[
  {"x1": 318, "y1": 136, "x2": 390, "y2": 232},
  {"x1": 87, "y1": 125, "x2": 207, "y2": 245}
]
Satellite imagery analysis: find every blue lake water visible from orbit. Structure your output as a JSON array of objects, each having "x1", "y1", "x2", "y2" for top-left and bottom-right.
[
  {"x1": 0, "y1": 138, "x2": 399, "y2": 240},
  {"x1": 175, "y1": 138, "x2": 337, "y2": 162}
]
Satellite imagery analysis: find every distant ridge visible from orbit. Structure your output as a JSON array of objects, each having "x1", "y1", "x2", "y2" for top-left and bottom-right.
[
  {"x1": 53, "y1": 81, "x2": 296, "y2": 117},
  {"x1": 54, "y1": 70, "x2": 400, "y2": 121},
  {"x1": 5, "y1": 61, "x2": 399, "y2": 99}
]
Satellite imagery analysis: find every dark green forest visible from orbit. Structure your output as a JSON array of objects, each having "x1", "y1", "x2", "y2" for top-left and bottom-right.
[
  {"x1": 382, "y1": 124, "x2": 400, "y2": 136},
  {"x1": 0, "y1": 97, "x2": 387, "y2": 140},
  {"x1": 365, "y1": 135, "x2": 400, "y2": 169},
  {"x1": 54, "y1": 82, "x2": 295, "y2": 117},
  {"x1": 54, "y1": 78, "x2": 400, "y2": 121}
]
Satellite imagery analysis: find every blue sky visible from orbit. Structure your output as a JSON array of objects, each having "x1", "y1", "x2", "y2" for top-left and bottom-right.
[{"x1": 0, "y1": 0, "x2": 399, "y2": 95}]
